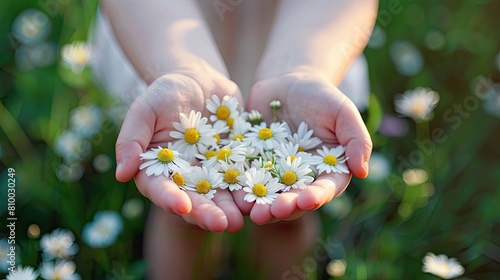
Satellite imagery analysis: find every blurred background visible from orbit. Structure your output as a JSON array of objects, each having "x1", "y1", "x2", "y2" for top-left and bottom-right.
[{"x1": 1, "y1": 0, "x2": 499, "y2": 279}]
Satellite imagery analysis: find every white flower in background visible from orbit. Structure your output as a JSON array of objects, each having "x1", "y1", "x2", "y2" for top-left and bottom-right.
[
  {"x1": 6, "y1": 266, "x2": 39, "y2": 280},
  {"x1": 394, "y1": 87, "x2": 440, "y2": 122},
  {"x1": 244, "y1": 122, "x2": 288, "y2": 151},
  {"x1": 366, "y1": 152, "x2": 391, "y2": 182},
  {"x1": 92, "y1": 154, "x2": 112, "y2": 173},
  {"x1": 1, "y1": 239, "x2": 18, "y2": 273},
  {"x1": 185, "y1": 166, "x2": 223, "y2": 200},
  {"x1": 325, "y1": 259, "x2": 347, "y2": 277},
  {"x1": 69, "y1": 105, "x2": 103, "y2": 137},
  {"x1": 206, "y1": 95, "x2": 240, "y2": 127},
  {"x1": 313, "y1": 146, "x2": 350, "y2": 175},
  {"x1": 82, "y1": 211, "x2": 123, "y2": 248},
  {"x1": 367, "y1": 25, "x2": 386, "y2": 49},
  {"x1": 139, "y1": 144, "x2": 190, "y2": 177},
  {"x1": 40, "y1": 229, "x2": 79, "y2": 260},
  {"x1": 422, "y1": 253, "x2": 464, "y2": 279},
  {"x1": 424, "y1": 30, "x2": 446, "y2": 51},
  {"x1": 402, "y1": 168, "x2": 428, "y2": 186},
  {"x1": 217, "y1": 161, "x2": 246, "y2": 191},
  {"x1": 278, "y1": 157, "x2": 313, "y2": 192},
  {"x1": 202, "y1": 142, "x2": 247, "y2": 167},
  {"x1": 212, "y1": 120, "x2": 229, "y2": 146},
  {"x1": 55, "y1": 162, "x2": 85, "y2": 183},
  {"x1": 170, "y1": 167, "x2": 192, "y2": 191},
  {"x1": 39, "y1": 260, "x2": 79, "y2": 280},
  {"x1": 228, "y1": 117, "x2": 252, "y2": 142},
  {"x1": 389, "y1": 40, "x2": 423, "y2": 76},
  {"x1": 274, "y1": 142, "x2": 314, "y2": 165},
  {"x1": 54, "y1": 130, "x2": 91, "y2": 162},
  {"x1": 286, "y1": 121, "x2": 322, "y2": 152},
  {"x1": 121, "y1": 198, "x2": 144, "y2": 219},
  {"x1": 61, "y1": 41, "x2": 91, "y2": 74},
  {"x1": 170, "y1": 110, "x2": 216, "y2": 161},
  {"x1": 11, "y1": 9, "x2": 51, "y2": 45},
  {"x1": 269, "y1": 100, "x2": 281, "y2": 110},
  {"x1": 243, "y1": 167, "x2": 281, "y2": 205},
  {"x1": 248, "y1": 109, "x2": 263, "y2": 125}
]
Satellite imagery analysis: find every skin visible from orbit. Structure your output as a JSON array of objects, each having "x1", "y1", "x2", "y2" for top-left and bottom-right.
[{"x1": 101, "y1": 0, "x2": 377, "y2": 278}]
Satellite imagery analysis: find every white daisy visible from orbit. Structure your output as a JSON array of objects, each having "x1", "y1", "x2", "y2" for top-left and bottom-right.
[
  {"x1": 287, "y1": 121, "x2": 322, "y2": 152},
  {"x1": 69, "y1": 104, "x2": 103, "y2": 138},
  {"x1": 202, "y1": 141, "x2": 247, "y2": 168},
  {"x1": 170, "y1": 110, "x2": 216, "y2": 161},
  {"x1": 243, "y1": 167, "x2": 282, "y2": 205},
  {"x1": 394, "y1": 87, "x2": 440, "y2": 122},
  {"x1": 278, "y1": 157, "x2": 314, "y2": 191},
  {"x1": 313, "y1": 145, "x2": 350, "y2": 175},
  {"x1": 244, "y1": 122, "x2": 288, "y2": 151},
  {"x1": 11, "y1": 9, "x2": 51, "y2": 45},
  {"x1": 61, "y1": 41, "x2": 91, "y2": 74},
  {"x1": 170, "y1": 167, "x2": 192, "y2": 191},
  {"x1": 39, "y1": 260, "x2": 79, "y2": 280},
  {"x1": 227, "y1": 117, "x2": 251, "y2": 143},
  {"x1": 82, "y1": 211, "x2": 123, "y2": 248},
  {"x1": 205, "y1": 95, "x2": 240, "y2": 127},
  {"x1": 217, "y1": 161, "x2": 246, "y2": 191},
  {"x1": 139, "y1": 144, "x2": 189, "y2": 177},
  {"x1": 6, "y1": 266, "x2": 38, "y2": 280},
  {"x1": 211, "y1": 120, "x2": 229, "y2": 146},
  {"x1": 274, "y1": 142, "x2": 314, "y2": 165},
  {"x1": 185, "y1": 166, "x2": 223, "y2": 200},
  {"x1": 269, "y1": 100, "x2": 281, "y2": 110},
  {"x1": 251, "y1": 156, "x2": 276, "y2": 172},
  {"x1": 40, "y1": 229, "x2": 79, "y2": 260},
  {"x1": 53, "y1": 130, "x2": 91, "y2": 162},
  {"x1": 195, "y1": 145, "x2": 219, "y2": 168},
  {"x1": 422, "y1": 253, "x2": 464, "y2": 279},
  {"x1": 248, "y1": 109, "x2": 263, "y2": 125}
]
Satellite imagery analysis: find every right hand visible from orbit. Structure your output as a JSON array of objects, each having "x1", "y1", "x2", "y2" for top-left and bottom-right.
[{"x1": 115, "y1": 72, "x2": 245, "y2": 233}]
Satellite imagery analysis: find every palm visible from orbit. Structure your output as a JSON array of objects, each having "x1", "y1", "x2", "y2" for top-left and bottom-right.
[
  {"x1": 239, "y1": 72, "x2": 371, "y2": 224},
  {"x1": 116, "y1": 73, "x2": 244, "y2": 232}
]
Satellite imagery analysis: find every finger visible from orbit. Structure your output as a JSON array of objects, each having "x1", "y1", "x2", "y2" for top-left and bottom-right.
[
  {"x1": 115, "y1": 96, "x2": 156, "y2": 182},
  {"x1": 270, "y1": 191, "x2": 300, "y2": 219},
  {"x1": 335, "y1": 98, "x2": 373, "y2": 178},
  {"x1": 250, "y1": 203, "x2": 274, "y2": 225},
  {"x1": 181, "y1": 191, "x2": 228, "y2": 232},
  {"x1": 231, "y1": 189, "x2": 253, "y2": 215},
  {"x1": 135, "y1": 170, "x2": 192, "y2": 215},
  {"x1": 213, "y1": 189, "x2": 244, "y2": 233},
  {"x1": 297, "y1": 173, "x2": 351, "y2": 211}
]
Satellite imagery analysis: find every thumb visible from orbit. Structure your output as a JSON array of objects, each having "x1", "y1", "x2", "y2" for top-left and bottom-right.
[{"x1": 115, "y1": 98, "x2": 155, "y2": 182}]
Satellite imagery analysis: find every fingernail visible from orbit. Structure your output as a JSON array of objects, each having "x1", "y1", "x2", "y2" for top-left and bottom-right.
[
  {"x1": 116, "y1": 162, "x2": 123, "y2": 175},
  {"x1": 363, "y1": 160, "x2": 369, "y2": 173}
]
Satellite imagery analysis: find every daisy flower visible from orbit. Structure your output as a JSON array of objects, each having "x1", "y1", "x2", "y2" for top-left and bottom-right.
[
  {"x1": 248, "y1": 109, "x2": 263, "y2": 125},
  {"x1": 61, "y1": 41, "x2": 91, "y2": 74},
  {"x1": 185, "y1": 166, "x2": 223, "y2": 200},
  {"x1": 202, "y1": 142, "x2": 247, "y2": 167},
  {"x1": 170, "y1": 110, "x2": 216, "y2": 161},
  {"x1": 170, "y1": 167, "x2": 192, "y2": 191},
  {"x1": 206, "y1": 95, "x2": 240, "y2": 127},
  {"x1": 243, "y1": 167, "x2": 282, "y2": 205},
  {"x1": 313, "y1": 145, "x2": 350, "y2": 175},
  {"x1": 287, "y1": 121, "x2": 322, "y2": 152},
  {"x1": 278, "y1": 157, "x2": 313, "y2": 192},
  {"x1": 69, "y1": 104, "x2": 103, "y2": 138},
  {"x1": 82, "y1": 211, "x2": 123, "y2": 248},
  {"x1": 228, "y1": 117, "x2": 252, "y2": 143},
  {"x1": 6, "y1": 266, "x2": 39, "y2": 280},
  {"x1": 212, "y1": 121, "x2": 229, "y2": 146},
  {"x1": 244, "y1": 122, "x2": 288, "y2": 151},
  {"x1": 195, "y1": 145, "x2": 219, "y2": 168},
  {"x1": 274, "y1": 142, "x2": 314, "y2": 165},
  {"x1": 40, "y1": 229, "x2": 79, "y2": 260},
  {"x1": 394, "y1": 87, "x2": 440, "y2": 122},
  {"x1": 139, "y1": 144, "x2": 190, "y2": 177},
  {"x1": 422, "y1": 252, "x2": 464, "y2": 279},
  {"x1": 217, "y1": 161, "x2": 246, "y2": 191},
  {"x1": 39, "y1": 260, "x2": 79, "y2": 280},
  {"x1": 269, "y1": 100, "x2": 281, "y2": 110}
]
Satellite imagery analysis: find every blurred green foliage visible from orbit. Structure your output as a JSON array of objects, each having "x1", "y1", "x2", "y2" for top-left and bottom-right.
[{"x1": 1, "y1": 0, "x2": 499, "y2": 279}]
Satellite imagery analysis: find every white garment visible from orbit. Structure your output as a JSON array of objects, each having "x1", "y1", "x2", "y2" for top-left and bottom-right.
[{"x1": 89, "y1": 11, "x2": 369, "y2": 111}]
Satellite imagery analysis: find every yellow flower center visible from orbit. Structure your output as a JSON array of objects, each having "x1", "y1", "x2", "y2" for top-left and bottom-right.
[
  {"x1": 289, "y1": 155, "x2": 296, "y2": 162},
  {"x1": 224, "y1": 169, "x2": 239, "y2": 184},
  {"x1": 217, "y1": 148, "x2": 232, "y2": 161},
  {"x1": 281, "y1": 171, "x2": 298, "y2": 186},
  {"x1": 172, "y1": 173, "x2": 185, "y2": 186},
  {"x1": 258, "y1": 128, "x2": 273, "y2": 140},
  {"x1": 196, "y1": 180, "x2": 211, "y2": 194},
  {"x1": 298, "y1": 146, "x2": 305, "y2": 152},
  {"x1": 232, "y1": 134, "x2": 244, "y2": 141},
  {"x1": 213, "y1": 134, "x2": 221, "y2": 144},
  {"x1": 216, "y1": 106, "x2": 230, "y2": 120},
  {"x1": 157, "y1": 148, "x2": 175, "y2": 163},
  {"x1": 410, "y1": 99, "x2": 427, "y2": 117},
  {"x1": 253, "y1": 183, "x2": 267, "y2": 197},
  {"x1": 205, "y1": 150, "x2": 216, "y2": 159},
  {"x1": 264, "y1": 161, "x2": 274, "y2": 169},
  {"x1": 184, "y1": 128, "x2": 200, "y2": 144},
  {"x1": 323, "y1": 155, "x2": 338, "y2": 166},
  {"x1": 226, "y1": 117, "x2": 234, "y2": 128}
]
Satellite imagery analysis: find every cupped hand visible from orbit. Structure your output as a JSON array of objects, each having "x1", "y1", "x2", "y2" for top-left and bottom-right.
[
  {"x1": 236, "y1": 72, "x2": 372, "y2": 224},
  {"x1": 115, "y1": 72, "x2": 244, "y2": 233}
]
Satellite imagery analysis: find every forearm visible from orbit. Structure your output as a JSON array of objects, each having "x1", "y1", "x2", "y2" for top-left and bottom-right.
[
  {"x1": 255, "y1": 0, "x2": 378, "y2": 84},
  {"x1": 101, "y1": 0, "x2": 228, "y2": 84}
]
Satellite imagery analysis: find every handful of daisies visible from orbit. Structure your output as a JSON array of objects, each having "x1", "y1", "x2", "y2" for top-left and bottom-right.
[{"x1": 139, "y1": 96, "x2": 349, "y2": 205}]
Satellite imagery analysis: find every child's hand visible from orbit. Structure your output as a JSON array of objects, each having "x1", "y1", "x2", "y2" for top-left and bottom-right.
[
  {"x1": 115, "y1": 73, "x2": 244, "y2": 233},
  {"x1": 236, "y1": 72, "x2": 372, "y2": 224}
]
